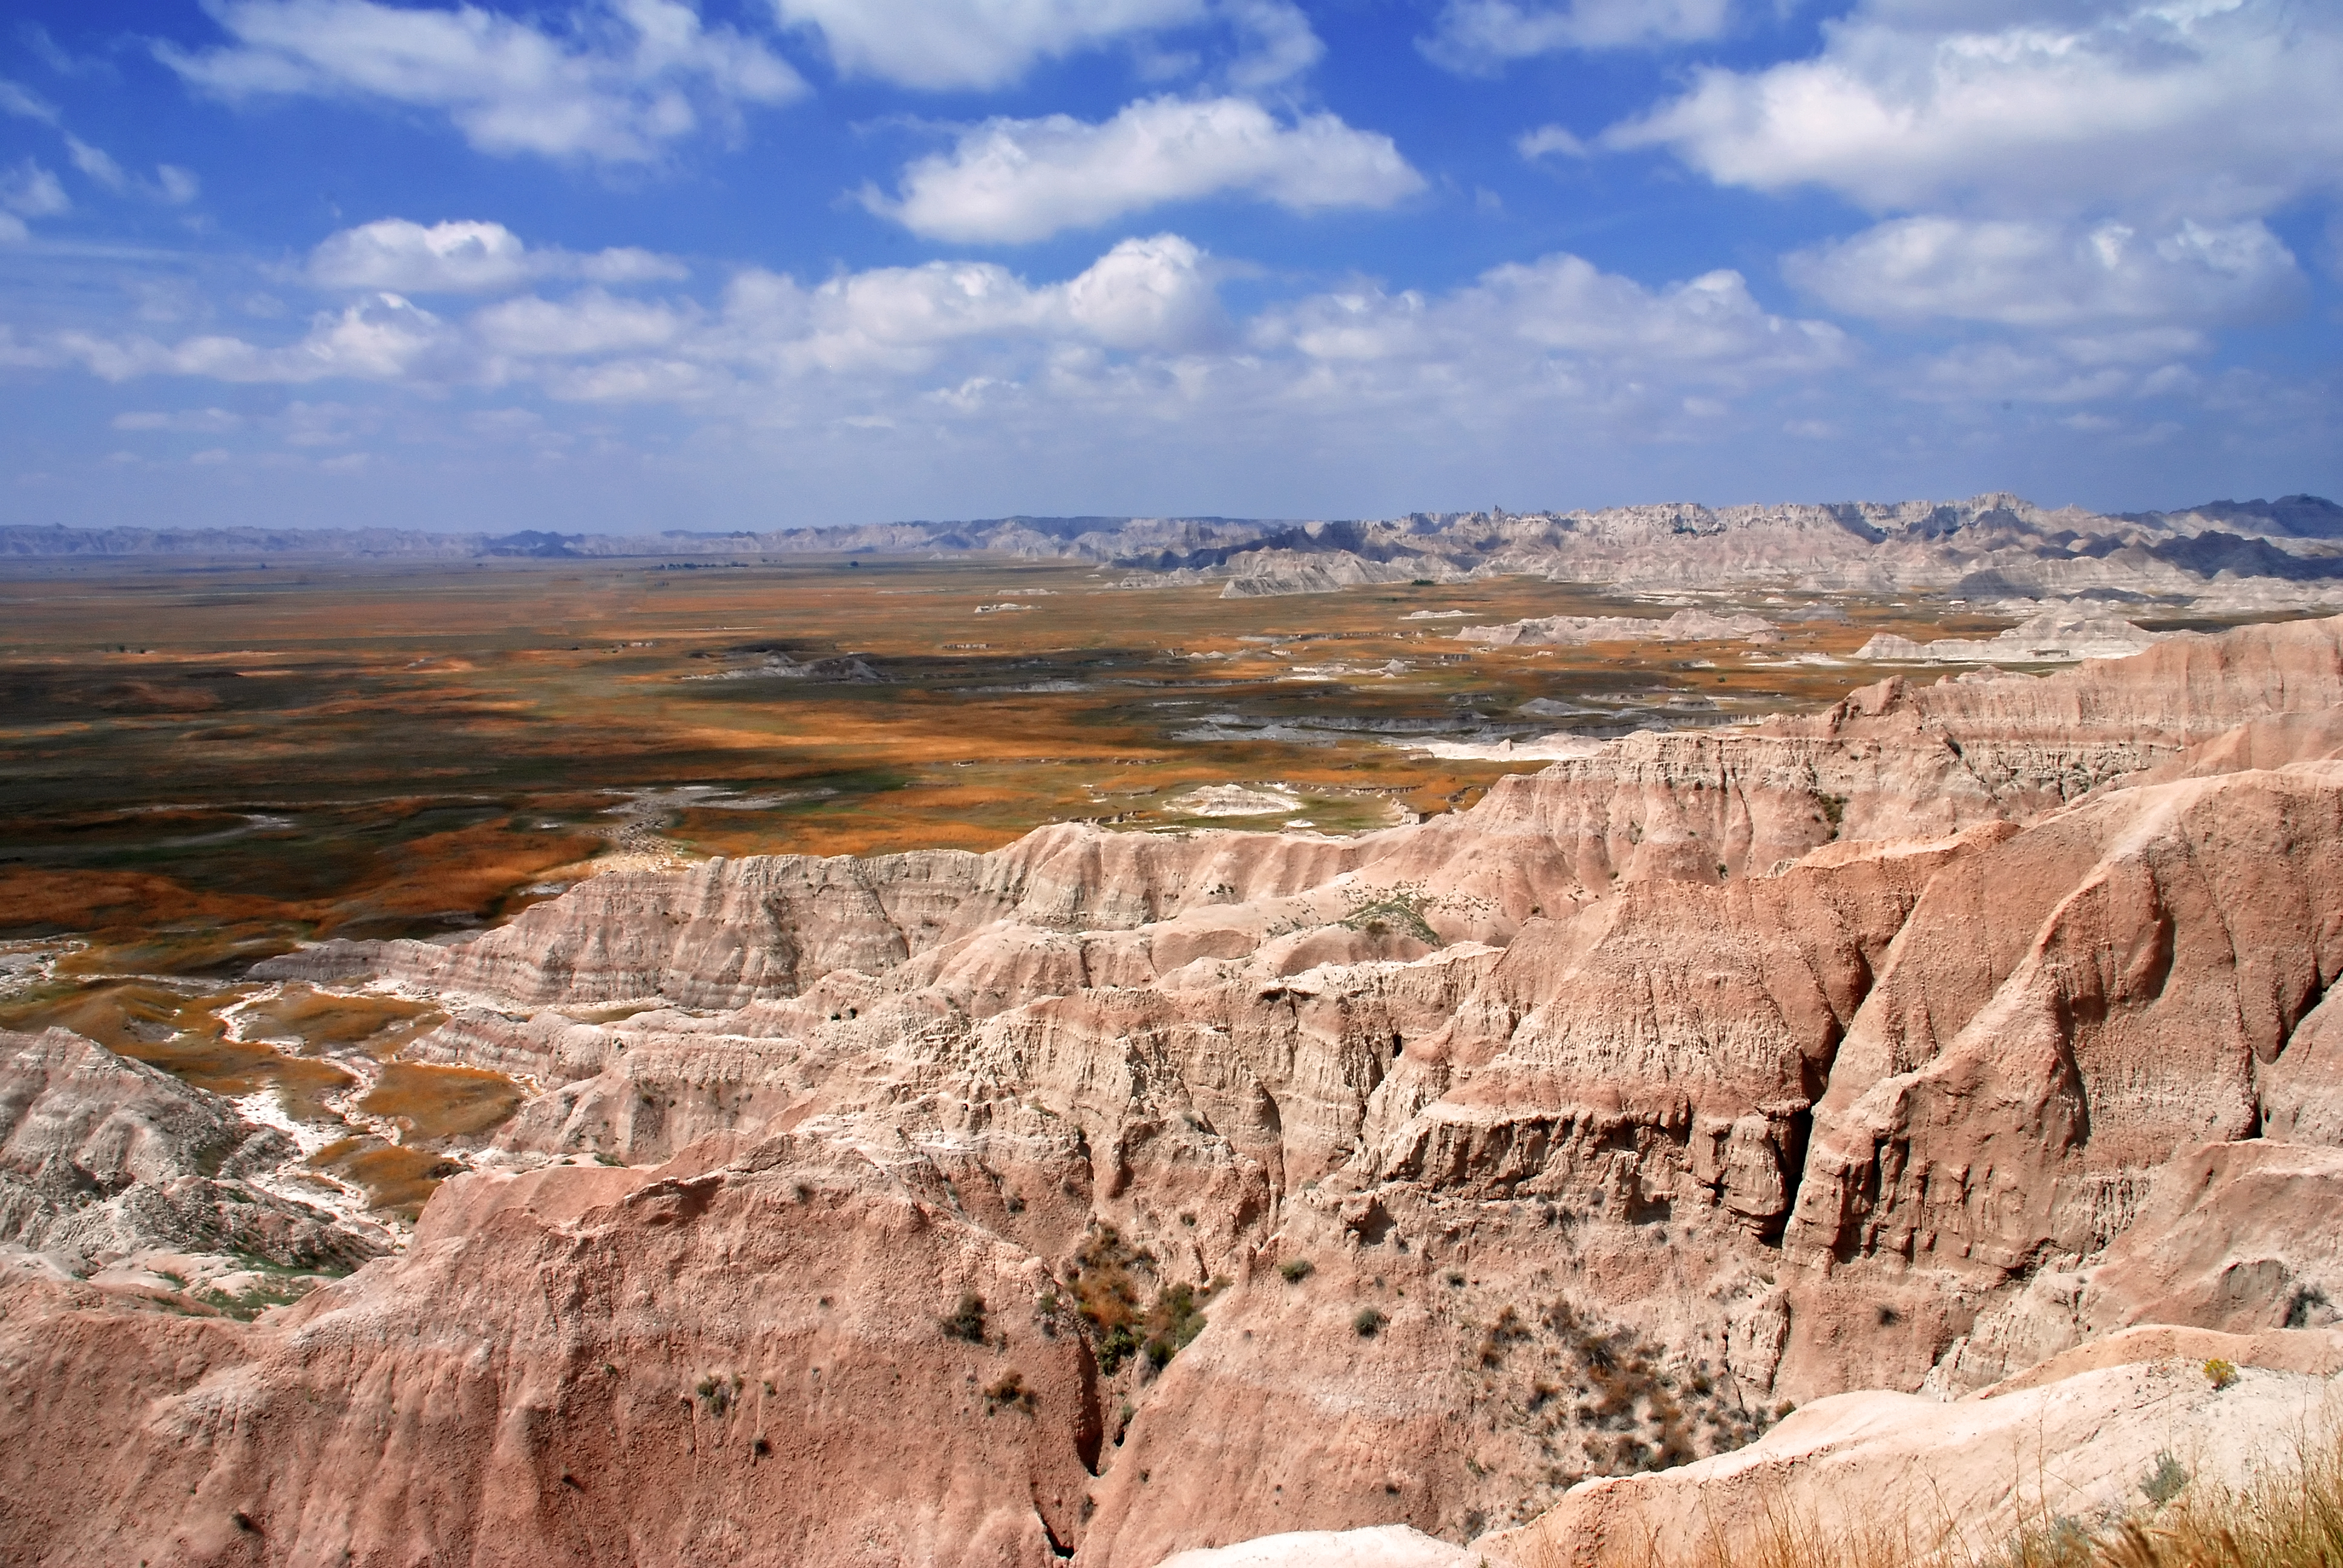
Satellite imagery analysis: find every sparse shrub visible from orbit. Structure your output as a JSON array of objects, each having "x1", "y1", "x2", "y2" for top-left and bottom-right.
[
  {"x1": 1098, "y1": 1324, "x2": 1139, "y2": 1375},
  {"x1": 1142, "y1": 1282, "x2": 1211, "y2": 1371},
  {"x1": 2204, "y1": 1357, "x2": 2239, "y2": 1390},
  {"x1": 983, "y1": 1370, "x2": 1037, "y2": 1413},
  {"x1": 1069, "y1": 1226, "x2": 1144, "y2": 1333},
  {"x1": 942, "y1": 1290, "x2": 988, "y2": 1343},
  {"x1": 1354, "y1": 1306, "x2": 1388, "y2": 1338},
  {"x1": 1279, "y1": 1257, "x2": 1315, "y2": 1284},
  {"x1": 692, "y1": 1373, "x2": 739, "y2": 1417},
  {"x1": 1480, "y1": 1305, "x2": 1532, "y2": 1367},
  {"x1": 2141, "y1": 1451, "x2": 2189, "y2": 1506}
]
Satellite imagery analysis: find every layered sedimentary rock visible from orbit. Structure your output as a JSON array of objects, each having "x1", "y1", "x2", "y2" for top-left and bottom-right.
[
  {"x1": 10, "y1": 613, "x2": 2343, "y2": 1566},
  {"x1": 10, "y1": 491, "x2": 2342, "y2": 609},
  {"x1": 1853, "y1": 603, "x2": 2166, "y2": 664},
  {"x1": 1457, "y1": 609, "x2": 1778, "y2": 647},
  {"x1": 0, "y1": 1027, "x2": 381, "y2": 1273},
  {"x1": 1483, "y1": 1324, "x2": 2343, "y2": 1568}
]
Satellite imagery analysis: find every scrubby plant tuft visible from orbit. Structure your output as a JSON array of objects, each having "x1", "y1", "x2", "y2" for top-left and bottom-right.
[
  {"x1": 942, "y1": 1290, "x2": 988, "y2": 1343},
  {"x1": 983, "y1": 1370, "x2": 1037, "y2": 1413}
]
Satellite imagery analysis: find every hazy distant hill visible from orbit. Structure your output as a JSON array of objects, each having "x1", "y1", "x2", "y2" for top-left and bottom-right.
[{"x1": 6, "y1": 493, "x2": 2339, "y2": 609}]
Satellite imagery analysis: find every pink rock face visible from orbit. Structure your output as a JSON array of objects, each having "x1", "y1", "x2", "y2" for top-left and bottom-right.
[
  {"x1": 10, "y1": 613, "x2": 2343, "y2": 1566},
  {"x1": 2, "y1": 1144, "x2": 1102, "y2": 1567}
]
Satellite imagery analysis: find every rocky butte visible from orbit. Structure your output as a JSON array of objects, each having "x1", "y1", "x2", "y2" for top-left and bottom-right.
[{"x1": 6, "y1": 612, "x2": 2343, "y2": 1566}]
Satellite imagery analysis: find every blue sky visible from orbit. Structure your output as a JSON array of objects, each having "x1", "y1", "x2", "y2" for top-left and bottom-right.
[{"x1": 1, "y1": 0, "x2": 2337, "y2": 532}]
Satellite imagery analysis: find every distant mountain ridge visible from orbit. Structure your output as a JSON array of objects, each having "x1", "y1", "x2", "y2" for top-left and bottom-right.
[{"x1": 6, "y1": 492, "x2": 2339, "y2": 609}]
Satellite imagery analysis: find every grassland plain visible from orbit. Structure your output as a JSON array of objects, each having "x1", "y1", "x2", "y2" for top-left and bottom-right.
[{"x1": 0, "y1": 552, "x2": 2138, "y2": 1218}]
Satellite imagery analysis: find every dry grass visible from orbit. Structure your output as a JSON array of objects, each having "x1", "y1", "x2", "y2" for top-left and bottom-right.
[
  {"x1": 307, "y1": 1137, "x2": 465, "y2": 1217},
  {"x1": 356, "y1": 1061, "x2": 524, "y2": 1142},
  {"x1": 1526, "y1": 1421, "x2": 2343, "y2": 1568}
]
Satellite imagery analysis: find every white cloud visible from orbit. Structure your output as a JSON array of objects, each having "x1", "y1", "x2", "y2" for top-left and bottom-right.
[
  {"x1": 0, "y1": 79, "x2": 60, "y2": 125},
  {"x1": 1515, "y1": 124, "x2": 1589, "y2": 160},
  {"x1": 1252, "y1": 254, "x2": 1846, "y2": 382},
  {"x1": 1222, "y1": 0, "x2": 1322, "y2": 90},
  {"x1": 1061, "y1": 232, "x2": 1224, "y2": 350},
  {"x1": 0, "y1": 214, "x2": 29, "y2": 246},
  {"x1": 113, "y1": 408, "x2": 247, "y2": 432},
  {"x1": 66, "y1": 137, "x2": 126, "y2": 192},
  {"x1": 1788, "y1": 216, "x2": 2305, "y2": 328},
  {"x1": 474, "y1": 288, "x2": 691, "y2": 356},
  {"x1": 162, "y1": 0, "x2": 805, "y2": 164},
  {"x1": 59, "y1": 292, "x2": 465, "y2": 384},
  {"x1": 62, "y1": 137, "x2": 204, "y2": 206},
  {"x1": 0, "y1": 161, "x2": 70, "y2": 218},
  {"x1": 772, "y1": 0, "x2": 1204, "y2": 90},
  {"x1": 1422, "y1": 0, "x2": 1734, "y2": 72},
  {"x1": 706, "y1": 234, "x2": 1221, "y2": 383},
  {"x1": 30, "y1": 230, "x2": 1851, "y2": 454},
  {"x1": 872, "y1": 95, "x2": 1423, "y2": 244},
  {"x1": 309, "y1": 217, "x2": 686, "y2": 293},
  {"x1": 1607, "y1": 0, "x2": 2343, "y2": 221}
]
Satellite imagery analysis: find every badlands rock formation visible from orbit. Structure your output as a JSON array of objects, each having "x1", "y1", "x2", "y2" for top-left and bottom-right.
[
  {"x1": 0, "y1": 1027, "x2": 380, "y2": 1275},
  {"x1": 7, "y1": 491, "x2": 2342, "y2": 610},
  {"x1": 8, "y1": 615, "x2": 2343, "y2": 1566},
  {"x1": 1456, "y1": 609, "x2": 1779, "y2": 648},
  {"x1": 1853, "y1": 602, "x2": 2168, "y2": 664}
]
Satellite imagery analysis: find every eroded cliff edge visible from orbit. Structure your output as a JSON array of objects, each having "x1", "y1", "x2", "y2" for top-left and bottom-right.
[{"x1": 7, "y1": 616, "x2": 2343, "y2": 1567}]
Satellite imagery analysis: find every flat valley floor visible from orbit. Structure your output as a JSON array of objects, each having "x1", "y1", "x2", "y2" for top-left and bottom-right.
[{"x1": 0, "y1": 554, "x2": 2243, "y2": 1221}]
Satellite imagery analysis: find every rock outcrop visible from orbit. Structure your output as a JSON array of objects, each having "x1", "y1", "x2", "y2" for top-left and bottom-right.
[
  {"x1": 10, "y1": 612, "x2": 2343, "y2": 1566},
  {"x1": 1481, "y1": 1324, "x2": 2343, "y2": 1567},
  {"x1": 0, "y1": 1027, "x2": 382, "y2": 1274},
  {"x1": 1853, "y1": 603, "x2": 2168, "y2": 664},
  {"x1": 11, "y1": 492, "x2": 2343, "y2": 610}
]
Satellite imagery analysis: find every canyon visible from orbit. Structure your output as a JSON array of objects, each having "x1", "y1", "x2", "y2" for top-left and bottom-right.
[{"x1": 5, "y1": 605, "x2": 2343, "y2": 1564}]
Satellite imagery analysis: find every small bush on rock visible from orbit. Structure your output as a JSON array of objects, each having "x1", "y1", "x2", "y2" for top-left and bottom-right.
[
  {"x1": 983, "y1": 1371, "x2": 1037, "y2": 1413},
  {"x1": 942, "y1": 1290, "x2": 988, "y2": 1343}
]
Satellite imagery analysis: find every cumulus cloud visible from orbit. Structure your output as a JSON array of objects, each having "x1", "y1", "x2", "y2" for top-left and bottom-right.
[
  {"x1": 39, "y1": 227, "x2": 1845, "y2": 455},
  {"x1": 871, "y1": 96, "x2": 1423, "y2": 244},
  {"x1": 59, "y1": 292, "x2": 467, "y2": 384},
  {"x1": 1607, "y1": 0, "x2": 2343, "y2": 221},
  {"x1": 1788, "y1": 217, "x2": 2306, "y2": 329},
  {"x1": 702, "y1": 233, "x2": 1223, "y2": 382},
  {"x1": 772, "y1": 0, "x2": 1205, "y2": 91},
  {"x1": 162, "y1": 0, "x2": 805, "y2": 164},
  {"x1": 1252, "y1": 254, "x2": 1846, "y2": 382},
  {"x1": 1222, "y1": 0, "x2": 1322, "y2": 89},
  {"x1": 1421, "y1": 0, "x2": 1734, "y2": 72},
  {"x1": 309, "y1": 218, "x2": 686, "y2": 293},
  {"x1": 473, "y1": 288, "x2": 691, "y2": 356},
  {"x1": 1515, "y1": 125, "x2": 1589, "y2": 160}
]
